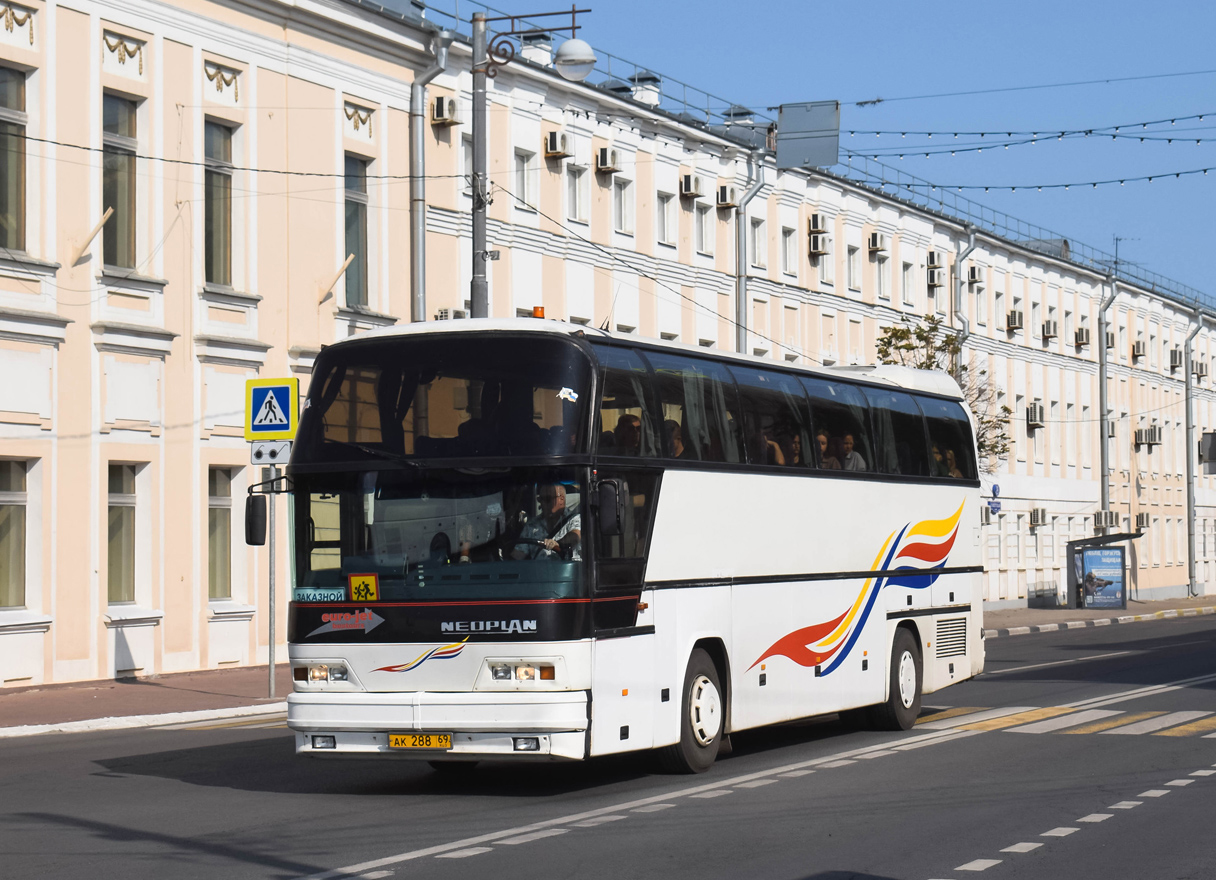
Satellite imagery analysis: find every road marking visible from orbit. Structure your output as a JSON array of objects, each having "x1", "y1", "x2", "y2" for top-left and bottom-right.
[
  {"x1": 917, "y1": 706, "x2": 1038, "y2": 730},
  {"x1": 1062, "y1": 671, "x2": 1216, "y2": 710},
  {"x1": 571, "y1": 816, "x2": 627, "y2": 828},
  {"x1": 435, "y1": 848, "x2": 492, "y2": 859},
  {"x1": 955, "y1": 858, "x2": 1002, "y2": 871},
  {"x1": 1077, "y1": 814, "x2": 1112, "y2": 823},
  {"x1": 735, "y1": 779, "x2": 777, "y2": 788},
  {"x1": 499, "y1": 829, "x2": 567, "y2": 845},
  {"x1": 915, "y1": 706, "x2": 987, "y2": 725},
  {"x1": 893, "y1": 730, "x2": 983, "y2": 750},
  {"x1": 359, "y1": 873, "x2": 392, "y2": 879},
  {"x1": 632, "y1": 803, "x2": 676, "y2": 812},
  {"x1": 959, "y1": 707, "x2": 1075, "y2": 731},
  {"x1": 1190, "y1": 770, "x2": 1216, "y2": 776},
  {"x1": 1108, "y1": 801, "x2": 1141, "y2": 809},
  {"x1": 1153, "y1": 715, "x2": 1216, "y2": 737},
  {"x1": 982, "y1": 650, "x2": 1135, "y2": 676},
  {"x1": 689, "y1": 790, "x2": 732, "y2": 799},
  {"x1": 818, "y1": 759, "x2": 856, "y2": 768},
  {"x1": 1008, "y1": 709, "x2": 1121, "y2": 733},
  {"x1": 1139, "y1": 790, "x2": 1171, "y2": 797},
  {"x1": 858, "y1": 749, "x2": 896, "y2": 758},
  {"x1": 1001, "y1": 842, "x2": 1043, "y2": 853},
  {"x1": 1062, "y1": 711, "x2": 1164, "y2": 735},
  {"x1": 1100, "y1": 711, "x2": 1212, "y2": 735},
  {"x1": 1041, "y1": 827, "x2": 1079, "y2": 837},
  {"x1": 1165, "y1": 779, "x2": 1194, "y2": 787},
  {"x1": 779, "y1": 770, "x2": 815, "y2": 778}
]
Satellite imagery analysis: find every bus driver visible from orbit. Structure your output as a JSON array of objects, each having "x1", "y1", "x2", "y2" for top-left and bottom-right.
[{"x1": 512, "y1": 485, "x2": 582, "y2": 560}]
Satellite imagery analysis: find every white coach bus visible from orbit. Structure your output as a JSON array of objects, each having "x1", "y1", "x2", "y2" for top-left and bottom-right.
[{"x1": 275, "y1": 319, "x2": 984, "y2": 772}]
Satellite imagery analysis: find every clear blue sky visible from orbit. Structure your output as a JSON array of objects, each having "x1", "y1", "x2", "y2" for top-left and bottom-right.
[{"x1": 464, "y1": 0, "x2": 1216, "y2": 297}]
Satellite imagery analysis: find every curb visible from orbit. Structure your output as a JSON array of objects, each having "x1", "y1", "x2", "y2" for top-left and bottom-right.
[
  {"x1": 0, "y1": 701, "x2": 288, "y2": 739},
  {"x1": 983, "y1": 605, "x2": 1216, "y2": 639}
]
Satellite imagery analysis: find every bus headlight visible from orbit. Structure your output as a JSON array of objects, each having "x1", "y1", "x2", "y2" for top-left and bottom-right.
[
  {"x1": 484, "y1": 661, "x2": 556, "y2": 683},
  {"x1": 298, "y1": 663, "x2": 349, "y2": 684},
  {"x1": 491, "y1": 663, "x2": 513, "y2": 681}
]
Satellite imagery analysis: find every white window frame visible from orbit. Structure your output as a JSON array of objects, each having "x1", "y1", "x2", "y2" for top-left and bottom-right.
[
  {"x1": 513, "y1": 149, "x2": 536, "y2": 210},
  {"x1": 846, "y1": 245, "x2": 860, "y2": 291},
  {"x1": 695, "y1": 204, "x2": 713, "y2": 255},
  {"x1": 876, "y1": 254, "x2": 890, "y2": 300},
  {"x1": 818, "y1": 235, "x2": 834, "y2": 285},
  {"x1": 750, "y1": 216, "x2": 766, "y2": 268},
  {"x1": 566, "y1": 164, "x2": 587, "y2": 223},
  {"x1": 780, "y1": 226, "x2": 796, "y2": 275},
  {"x1": 612, "y1": 177, "x2": 634, "y2": 234},
  {"x1": 0, "y1": 460, "x2": 28, "y2": 609},
  {"x1": 656, "y1": 192, "x2": 675, "y2": 246}
]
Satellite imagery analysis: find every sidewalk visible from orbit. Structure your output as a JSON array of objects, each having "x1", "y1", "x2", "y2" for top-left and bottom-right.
[{"x1": 982, "y1": 594, "x2": 1216, "y2": 637}]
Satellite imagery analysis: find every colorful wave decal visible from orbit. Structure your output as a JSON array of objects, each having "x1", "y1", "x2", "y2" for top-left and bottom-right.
[
  {"x1": 375, "y1": 637, "x2": 469, "y2": 673},
  {"x1": 749, "y1": 503, "x2": 964, "y2": 676}
]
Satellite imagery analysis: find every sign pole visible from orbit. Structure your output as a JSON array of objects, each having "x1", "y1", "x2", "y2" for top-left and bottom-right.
[{"x1": 269, "y1": 464, "x2": 278, "y2": 699}]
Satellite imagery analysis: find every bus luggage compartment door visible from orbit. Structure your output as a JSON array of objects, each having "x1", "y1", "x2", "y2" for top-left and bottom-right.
[{"x1": 589, "y1": 626, "x2": 656, "y2": 756}]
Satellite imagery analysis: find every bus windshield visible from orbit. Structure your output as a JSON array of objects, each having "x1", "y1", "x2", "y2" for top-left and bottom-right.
[
  {"x1": 292, "y1": 467, "x2": 586, "y2": 602},
  {"x1": 294, "y1": 334, "x2": 591, "y2": 465}
]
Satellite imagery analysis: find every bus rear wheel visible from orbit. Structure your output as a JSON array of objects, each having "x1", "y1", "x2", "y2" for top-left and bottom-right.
[
  {"x1": 871, "y1": 628, "x2": 922, "y2": 731},
  {"x1": 658, "y1": 648, "x2": 723, "y2": 774}
]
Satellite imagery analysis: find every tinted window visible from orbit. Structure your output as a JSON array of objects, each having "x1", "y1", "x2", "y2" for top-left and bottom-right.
[
  {"x1": 595, "y1": 346, "x2": 660, "y2": 457},
  {"x1": 920, "y1": 396, "x2": 978, "y2": 480},
  {"x1": 730, "y1": 365, "x2": 814, "y2": 467},
  {"x1": 646, "y1": 353, "x2": 742, "y2": 463},
  {"x1": 865, "y1": 388, "x2": 931, "y2": 477},
  {"x1": 802, "y1": 377, "x2": 872, "y2": 472}
]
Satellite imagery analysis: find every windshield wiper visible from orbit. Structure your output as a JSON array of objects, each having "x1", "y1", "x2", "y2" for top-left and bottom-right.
[{"x1": 323, "y1": 439, "x2": 419, "y2": 467}]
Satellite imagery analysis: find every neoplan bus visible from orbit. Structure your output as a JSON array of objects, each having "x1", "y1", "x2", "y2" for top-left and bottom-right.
[{"x1": 267, "y1": 319, "x2": 984, "y2": 773}]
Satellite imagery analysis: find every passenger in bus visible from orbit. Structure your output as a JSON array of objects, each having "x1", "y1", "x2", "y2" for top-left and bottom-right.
[
  {"x1": 613, "y1": 414, "x2": 642, "y2": 455},
  {"x1": 931, "y1": 444, "x2": 948, "y2": 477},
  {"x1": 945, "y1": 448, "x2": 964, "y2": 479},
  {"x1": 789, "y1": 432, "x2": 805, "y2": 466},
  {"x1": 664, "y1": 419, "x2": 687, "y2": 458},
  {"x1": 511, "y1": 485, "x2": 582, "y2": 561},
  {"x1": 817, "y1": 430, "x2": 841, "y2": 469},
  {"x1": 840, "y1": 433, "x2": 867, "y2": 471}
]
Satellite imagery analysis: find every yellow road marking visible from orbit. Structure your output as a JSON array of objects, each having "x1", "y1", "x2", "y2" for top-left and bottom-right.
[
  {"x1": 1061, "y1": 711, "x2": 1166, "y2": 735},
  {"x1": 1153, "y1": 715, "x2": 1216, "y2": 737},
  {"x1": 915, "y1": 706, "x2": 988, "y2": 725},
  {"x1": 958, "y1": 707, "x2": 1076, "y2": 731}
]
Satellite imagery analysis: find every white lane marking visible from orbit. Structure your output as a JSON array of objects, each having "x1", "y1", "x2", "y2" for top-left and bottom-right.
[
  {"x1": 735, "y1": 779, "x2": 778, "y2": 788},
  {"x1": 571, "y1": 815, "x2": 627, "y2": 828},
  {"x1": 435, "y1": 848, "x2": 492, "y2": 859},
  {"x1": 1139, "y1": 790, "x2": 1171, "y2": 797},
  {"x1": 956, "y1": 858, "x2": 1003, "y2": 871},
  {"x1": 983, "y1": 651, "x2": 1135, "y2": 676},
  {"x1": 632, "y1": 803, "x2": 676, "y2": 812},
  {"x1": 893, "y1": 730, "x2": 983, "y2": 750},
  {"x1": 294, "y1": 727, "x2": 979, "y2": 880},
  {"x1": 779, "y1": 770, "x2": 815, "y2": 778},
  {"x1": 1008, "y1": 709, "x2": 1122, "y2": 733},
  {"x1": 1108, "y1": 801, "x2": 1142, "y2": 809},
  {"x1": 689, "y1": 790, "x2": 732, "y2": 799},
  {"x1": 1100, "y1": 711, "x2": 1212, "y2": 735},
  {"x1": 360, "y1": 873, "x2": 392, "y2": 879},
  {"x1": 917, "y1": 706, "x2": 1039, "y2": 730},
  {"x1": 858, "y1": 749, "x2": 897, "y2": 758},
  {"x1": 499, "y1": 829, "x2": 567, "y2": 845},
  {"x1": 1077, "y1": 814, "x2": 1112, "y2": 823},
  {"x1": 1001, "y1": 842, "x2": 1043, "y2": 853},
  {"x1": 1041, "y1": 827, "x2": 1079, "y2": 837},
  {"x1": 1166, "y1": 779, "x2": 1194, "y2": 787},
  {"x1": 1204, "y1": 732, "x2": 1216, "y2": 739},
  {"x1": 1062, "y1": 671, "x2": 1216, "y2": 710},
  {"x1": 1190, "y1": 769, "x2": 1216, "y2": 776},
  {"x1": 818, "y1": 759, "x2": 856, "y2": 768}
]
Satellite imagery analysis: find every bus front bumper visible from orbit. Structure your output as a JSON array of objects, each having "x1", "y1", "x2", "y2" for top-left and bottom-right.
[{"x1": 287, "y1": 690, "x2": 589, "y2": 760}]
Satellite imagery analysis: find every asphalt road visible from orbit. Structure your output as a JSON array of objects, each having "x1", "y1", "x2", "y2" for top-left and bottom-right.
[{"x1": 4, "y1": 616, "x2": 1215, "y2": 880}]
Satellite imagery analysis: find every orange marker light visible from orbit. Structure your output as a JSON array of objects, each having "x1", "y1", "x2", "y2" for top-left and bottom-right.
[
  {"x1": 622, "y1": 688, "x2": 629, "y2": 696},
  {"x1": 532, "y1": 306, "x2": 545, "y2": 318},
  {"x1": 760, "y1": 664, "x2": 766, "y2": 671},
  {"x1": 540, "y1": 666, "x2": 555, "y2": 681}
]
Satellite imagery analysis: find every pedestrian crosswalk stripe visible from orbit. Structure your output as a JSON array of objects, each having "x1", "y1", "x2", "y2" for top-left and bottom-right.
[
  {"x1": 1100, "y1": 711, "x2": 1211, "y2": 735},
  {"x1": 916, "y1": 706, "x2": 1038, "y2": 730},
  {"x1": 958, "y1": 707, "x2": 1076, "y2": 731},
  {"x1": 915, "y1": 706, "x2": 988, "y2": 725},
  {"x1": 1061, "y1": 711, "x2": 1167, "y2": 735},
  {"x1": 1009, "y1": 709, "x2": 1122, "y2": 733},
  {"x1": 1153, "y1": 714, "x2": 1216, "y2": 737}
]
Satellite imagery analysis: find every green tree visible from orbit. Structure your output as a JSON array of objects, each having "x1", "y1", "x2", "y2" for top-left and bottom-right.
[{"x1": 875, "y1": 315, "x2": 1012, "y2": 473}]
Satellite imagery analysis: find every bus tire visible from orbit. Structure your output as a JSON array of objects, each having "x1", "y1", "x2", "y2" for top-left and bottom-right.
[
  {"x1": 658, "y1": 648, "x2": 723, "y2": 774},
  {"x1": 871, "y1": 628, "x2": 922, "y2": 731}
]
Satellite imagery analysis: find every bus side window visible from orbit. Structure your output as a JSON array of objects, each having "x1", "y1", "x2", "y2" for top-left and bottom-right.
[
  {"x1": 729, "y1": 365, "x2": 814, "y2": 467},
  {"x1": 645, "y1": 352, "x2": 742, "y2": 463},
  {"x1": 596, "y1": 347, "x2": 659, "y2": 457},
  {"x1": 801, "y1": 376, "x2": 872, "y2": 472},
  {"x1": 918, "y1": 396, "x2": 978, "y2": 480},
  {"x1": 864, "y1": 388, "x2": 931, "y2": 476}
]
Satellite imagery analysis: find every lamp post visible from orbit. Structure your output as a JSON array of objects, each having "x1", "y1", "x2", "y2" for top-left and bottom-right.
[{"x1": 469, "y1": 8, "x2": 594, "y2": 319}]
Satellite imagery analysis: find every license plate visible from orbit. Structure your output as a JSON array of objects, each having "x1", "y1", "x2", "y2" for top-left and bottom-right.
[{"x1": 388, "y1": 732, "x2": 452, "y2": 750}]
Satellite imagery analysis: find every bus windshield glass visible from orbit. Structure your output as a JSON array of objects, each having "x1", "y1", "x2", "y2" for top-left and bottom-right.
[
  {"x1": 295, "y1": 334, "x2": 590, "y2": 464},
  {"x1": 292, "y1": 467, "x2": 586, "y2": 602}
]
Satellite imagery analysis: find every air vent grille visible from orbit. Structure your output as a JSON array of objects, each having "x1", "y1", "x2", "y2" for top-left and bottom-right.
[{"x1": 935, "y1": 617, "x2": 967, "y2": 659}]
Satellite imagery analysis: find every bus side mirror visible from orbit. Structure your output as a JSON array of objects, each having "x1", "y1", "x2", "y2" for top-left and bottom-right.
[
  {"x1": 245, "y1": 494, "x2": 267, "y2": 545},
  {"x1": 596, "y1": 480, "x2": 624, "y2": 537}
]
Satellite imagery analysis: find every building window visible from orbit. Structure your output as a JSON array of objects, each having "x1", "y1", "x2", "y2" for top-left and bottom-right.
[
  {"x1": 344, "y1": 154, "x2": 368, "y2": 308},
  {"x1": 846, "y1": 245, "x2": 860, "y2": 291},
  {"x1": 750, "y1": 217, "x2": 765, "y2": 268},
  {"x1": 0, "y1": 68, "x2": 25, "y2": 252},
  {"x1": 612, "y1": 177, "x2": 633, "y2": 234},
  {"x1": 204, "y1": 121, "x2": 233, "y2": 286},
  {"x1": 876, "y1": 254, "x2": 890, "y2": 300},
  {"x1": 208, "y1": 468, "x2": 232, "y2": 600},
  {"x1": 901, "y1": 261, "x2": 914, "y2": 309},
  {"x1": 818, "y1": 235, "x2": 834, "y2": 284},
  {"x1": 656, "y1": 192, "x2": 675, "y2": 245},
  {"x1": 462, "y1": 135, "x2": 473, "y2": 198},
  {"x1": 513, "y1": 149, "x2": 535, "y2": 207},
  {"x1": 566, "y1": 165, "x2": 587, "y2": 222},
  {"x1": 781, "y1": 227, "x2": 796, "y2": 275},
  {"x1": 695, "y1": 204, "x2": 713, "y2": 254},
  {"x1": 975, "y1": 286, "x2": 987, "y2": 325},
  {"x1": 0, "y1": 460, "x2": 26, "y2": 608},
  {"x1": 102, "y1": 94, "x2": 138, "y2": 268},
  {"x1": 107, "y1": 464, "x2": 137, "y2": 604}
]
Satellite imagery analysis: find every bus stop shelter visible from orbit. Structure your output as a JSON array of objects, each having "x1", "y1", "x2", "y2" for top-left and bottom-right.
[{"x1": 1066, "y1": 532, "x2": 1143, "y2": 610}]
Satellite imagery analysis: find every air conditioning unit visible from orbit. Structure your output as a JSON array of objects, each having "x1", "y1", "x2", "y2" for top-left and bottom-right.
[
  {"x1": 1107, "y1": 419, "x2": 1118, "y2": 438},
  {"x1": 1132, "y1": 339, "x2": 1147, "y2": 360},
  {"x1": 808, "y1": 233, "x2": 828, "y2": 256},
  {"x1": 1026, "y1": 402, "x2": 1045, "y2": 429},
  {"x1": 867, "y1": 232, "x2": 887, "y2": 252},
  {"x1": 544, "y1": 131, "x2": 571, "y2": 158},
  {"x1": 1042, "y1": 320, "x2": 1058, "y2": 339},
  {"x1": 716, "y1": 185, "x2": 737, "y2": 208},
  {"x1": 431, "y1": 96, "x2": 460, "y2": 125},
  {"x1": 596, "y1": 147, "x2": 620, "y2": 173},
  {"x1": 1105, "y1": 330, "x2": 1115, "y2": 349},
  {"x1": 926, "y1": 250, "x2": 943, "y2": 269},
  {"x1": 434, "y1": 308, "x2": 468, "y2": 320},
  {"x1": 808, "y1": 212, "x2": 827, "y2": 234},
  {"x1": 968, "y1": 265, "x2": 983, "y2": 284},
  {"x1": 1093, "y1": 509, "x2": 1120, "y2": 530},
  {"x1": 1170, "y1": 348, "x2": 1184, "y2": 370},
  {"x1": 1135, "y1": 512, "x2": 1152, "y2": 531},
  {"x1": 680, "y1": 173, "x2": 703, "y2": 199},
  {"x1": 926, "y1": 268, "x2": 944, "y2": 289},
  {"x1": 1135, "y1": 425, "x2": 1163, "y2": 447},
  {"x1": 1196, "y1": 361, "x2": 1209, "y2": 379},
  {"x1": 1030, "y1": 507, "x2": 1048, "y2": 527},
  {"x1": 979, "y1": 506, "x2": 992, "y2": 526},
  {"x1": 1075, "y1": 327, "x2": 1091, "y2": 346},
  {"x1": 1006, "y1": 309, "x2": 1024, "y2": 331}
]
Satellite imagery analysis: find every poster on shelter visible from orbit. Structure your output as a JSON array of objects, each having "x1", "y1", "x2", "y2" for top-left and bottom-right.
[{"x1": 1080, "y1": 547, "x2": 1125, "y2": 609}]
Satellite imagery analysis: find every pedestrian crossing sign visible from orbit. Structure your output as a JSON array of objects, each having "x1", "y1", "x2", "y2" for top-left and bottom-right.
[{"x1": 245, "y1": 378, "x2": 300, "y2": 441}]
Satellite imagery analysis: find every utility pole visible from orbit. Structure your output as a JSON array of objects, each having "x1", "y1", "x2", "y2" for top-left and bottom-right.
[
  {"x1": 1185, "y1": 318, "x2": 1203, "y2": 596},
  {"x1": 1097, "y1": 277, "x2": 1118, "y2": 534}
]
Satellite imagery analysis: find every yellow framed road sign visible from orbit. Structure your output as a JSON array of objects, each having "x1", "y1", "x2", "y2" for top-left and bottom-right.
[{"x1": 245, "y1": 377, "x2": 300, "y2": 441}]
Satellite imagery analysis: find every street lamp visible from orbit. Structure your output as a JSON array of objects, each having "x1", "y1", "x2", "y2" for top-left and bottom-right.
[{"x1": 469, "y1": 8, "x2": 593, "y2": 319}]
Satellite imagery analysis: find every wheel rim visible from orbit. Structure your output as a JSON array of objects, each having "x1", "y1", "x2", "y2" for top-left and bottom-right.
[
  {"x1": 689, "y1": 674, "x2": 722, "y2": 746},
  {"x1": 897, "y1": 650, "x2": 917, "y2": 708}
]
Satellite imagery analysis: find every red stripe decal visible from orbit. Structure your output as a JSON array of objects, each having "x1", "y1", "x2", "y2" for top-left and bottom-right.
[{"x1": 748, "y1": 609, "x2": 850, "y2": 671}]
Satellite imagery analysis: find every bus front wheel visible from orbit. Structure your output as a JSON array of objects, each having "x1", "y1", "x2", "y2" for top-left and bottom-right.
[
  {"x1": 658, "y1": 648, "x2": 723, "y2": 774},
  {"x1": 871, "y1": 628, "x2": 922, "y2": 731}
]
